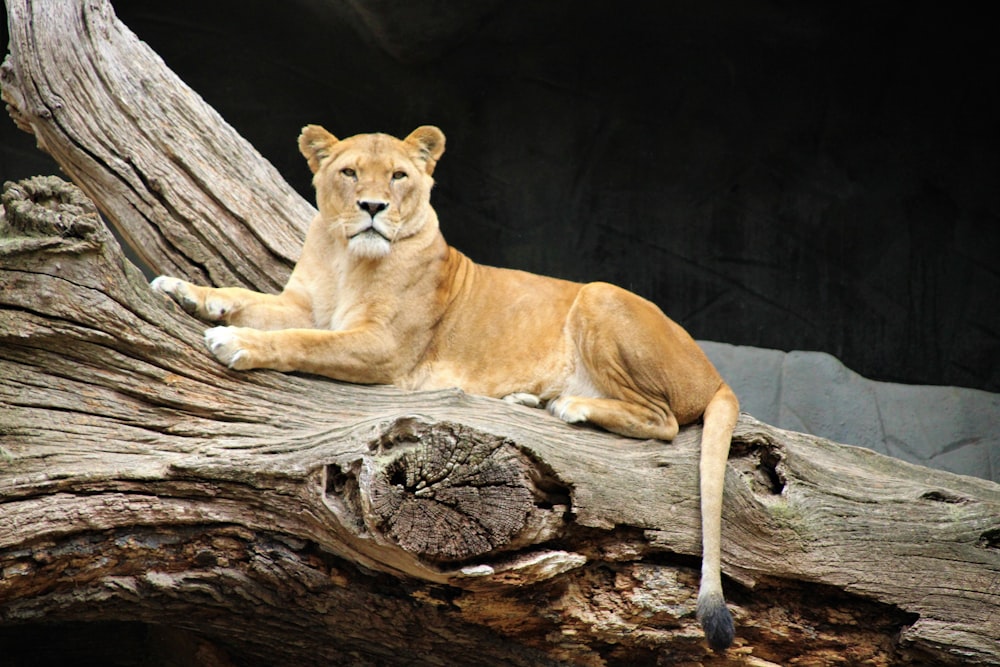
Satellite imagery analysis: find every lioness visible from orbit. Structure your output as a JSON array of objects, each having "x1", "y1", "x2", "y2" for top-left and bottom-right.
[{"x1": 151, "y1": 125, "x2": 738, "y2": 650}]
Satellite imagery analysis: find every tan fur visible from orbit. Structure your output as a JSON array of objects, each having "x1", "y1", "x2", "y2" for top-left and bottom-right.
[{"x1": 151, "y1": 125, "x2": 739, "y2": 650}]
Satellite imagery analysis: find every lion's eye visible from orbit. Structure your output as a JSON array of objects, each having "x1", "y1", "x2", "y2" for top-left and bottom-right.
[
  {"x1": 391, "y1": 170, "x2": 407, "y2": 181},
  {"x1": 341, "y1": 167, "x2": 357, "y2": 178}
]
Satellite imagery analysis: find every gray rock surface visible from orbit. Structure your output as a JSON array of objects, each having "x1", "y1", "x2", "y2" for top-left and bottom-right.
[{"x1": 701, "y1": 341, "x2": 1000, "y2": 483}]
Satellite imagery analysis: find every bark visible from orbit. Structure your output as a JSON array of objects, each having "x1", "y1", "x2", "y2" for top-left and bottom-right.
[
  {"x1": 0, "y1": 0, "x2": 307, "y2": 290},
  {"x1": 2, "y1": 2, "x2": 999, "y2": 666}
]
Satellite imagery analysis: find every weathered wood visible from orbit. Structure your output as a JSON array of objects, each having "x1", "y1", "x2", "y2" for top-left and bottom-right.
[
  {"x1": 1, "y1": 0, "x2": 308, "y2": 290},
  {"x1": 2, "y1": 2, "x2": 1000, "y2": 665}
]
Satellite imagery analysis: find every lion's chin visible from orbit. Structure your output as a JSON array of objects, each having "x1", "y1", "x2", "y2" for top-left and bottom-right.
[{"x1": 348, "y1": 229, "x2": 392, "y2": 259}]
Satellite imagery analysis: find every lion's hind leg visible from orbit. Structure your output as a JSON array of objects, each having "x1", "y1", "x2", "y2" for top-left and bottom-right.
[{"x1": 547, "y1": 395, "x2": 679, "y2": 441}]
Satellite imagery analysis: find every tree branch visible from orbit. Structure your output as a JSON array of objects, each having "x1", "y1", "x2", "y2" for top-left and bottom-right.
[{"x1": 1, "y1": 0, "x2": 307, "y2": 289}]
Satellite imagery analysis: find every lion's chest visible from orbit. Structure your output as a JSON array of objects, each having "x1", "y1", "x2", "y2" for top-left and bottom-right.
[
  {"x1": 315, "y1": 301, "x2": 357, "y2": 331},
  {"x1": 311, "y1": 287, "x2": 373, "y2": 332},
  {"x1": 299, "y1": 258, "x2": 375, "y2": 332}
]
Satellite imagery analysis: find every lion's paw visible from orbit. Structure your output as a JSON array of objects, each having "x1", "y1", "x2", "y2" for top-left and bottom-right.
[
  {"x1": 152, "y1": 276, "x2": 231, "y2": 321},
  {"x1": 547, "y1": 396, "x2": 590, "y2": 424},
  {"x1": 151, "y1": 276, "x2": 200, "y2": 315},
  {"x1": 201, "y1": 296, "x2": 231, "y2": 321},
  {"x1": 501, "y1": 392, "x2": 542, "y2": 408},
  {"x1": 204, "y1": 326, "x2": 252, "y2": 370}
]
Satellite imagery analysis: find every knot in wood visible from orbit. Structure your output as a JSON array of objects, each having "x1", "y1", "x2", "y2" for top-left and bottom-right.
[
  {"x1": 363, "y1": 418, "x2": 536, "y2": 562},
  {"x1": 1, "y1": 175, "x2": 102, "y2": 245}
]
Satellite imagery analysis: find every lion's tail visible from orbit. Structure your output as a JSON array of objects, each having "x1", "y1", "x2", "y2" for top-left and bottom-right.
[{"x1": 696, "y1": 382, "x2": 739, "y2": 651}]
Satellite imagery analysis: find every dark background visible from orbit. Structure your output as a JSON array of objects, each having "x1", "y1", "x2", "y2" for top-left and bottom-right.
[{"x1": 3, "y1": 1, "x2": 998, "y2": 392}]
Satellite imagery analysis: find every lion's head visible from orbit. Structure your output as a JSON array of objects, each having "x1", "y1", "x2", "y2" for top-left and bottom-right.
[{"x1": 298, "y1": 125, "x2": 446, "y2": 259}]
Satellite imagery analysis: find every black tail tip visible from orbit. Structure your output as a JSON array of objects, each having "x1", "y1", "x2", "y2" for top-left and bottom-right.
[{"x1": 697, "y1": 594, "x2": 735, "y2": 651}]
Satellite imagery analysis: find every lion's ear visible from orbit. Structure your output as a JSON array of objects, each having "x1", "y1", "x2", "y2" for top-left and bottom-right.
[
  {"x1": 404, "y1": 126, "x2": 446, "y2": 175},
  {"x1": 298, "y1": 125, "x2": 339, "y2": 174}
]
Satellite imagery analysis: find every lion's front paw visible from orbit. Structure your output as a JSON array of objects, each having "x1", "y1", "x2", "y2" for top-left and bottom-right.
[
  {"x1": 151, "y1": 276, "x2": 230, "y2": 321},
  {"x1": 151, "y1": 276, "x2": 200, "y2": 315},
  {"x1": 547, "y1": 396, "x2": 590, "y2": 424},
  {"x1": 204, "y1": 326, "x2": 253, "y2": 370}
]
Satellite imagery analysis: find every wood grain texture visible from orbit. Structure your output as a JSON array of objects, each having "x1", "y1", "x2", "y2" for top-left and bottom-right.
[
  {"x1": 1, "y1": 0, "x2": 309, "y2": 289},
  {"x1": 2, "y1": 1, "x2": 1000, "y2": 664}
]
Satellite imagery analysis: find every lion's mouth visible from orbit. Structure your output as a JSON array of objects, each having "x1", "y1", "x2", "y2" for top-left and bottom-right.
[
  {"x1": 346, "y1": 224, "x2": 394, "y2": 259},
  {"x1": 349, "y1": 225, "x2": 390, "y2": 242}
]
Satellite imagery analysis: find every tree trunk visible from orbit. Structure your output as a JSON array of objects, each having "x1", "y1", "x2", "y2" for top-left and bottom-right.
[{"x1": 2, "y1": 2, "x2": 998, "y2": 666}]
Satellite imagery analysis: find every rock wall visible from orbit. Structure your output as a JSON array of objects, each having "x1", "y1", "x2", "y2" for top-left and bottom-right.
[{"x1": 703, "y1": 341, "x2": 1000, "y2": 482}]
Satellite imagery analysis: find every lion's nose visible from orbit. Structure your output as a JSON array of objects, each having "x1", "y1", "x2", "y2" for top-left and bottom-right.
[{"x1": 358, "y1": 200, "x2": 388, "y2": 218}]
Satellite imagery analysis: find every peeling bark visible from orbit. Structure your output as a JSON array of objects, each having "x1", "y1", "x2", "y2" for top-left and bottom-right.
[{"x1": 2, "y1": 1, "x2": 1000, "y2": 665}]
